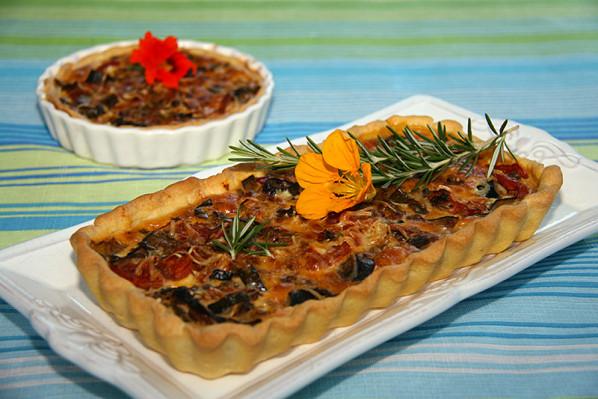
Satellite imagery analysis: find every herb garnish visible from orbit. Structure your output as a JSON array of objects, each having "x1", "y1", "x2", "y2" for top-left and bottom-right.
[
  {"x1": 228, "y1": 137, "x2": 321, "y2": 170},
  {"x1": 229, "y1": 114, "x2": 517, "y2": 187},
  {"x1": 211, "y1": 209, "x2": 286, "y2": 260},
  {"x1": 355, "y1": 115, "x2": 518, "y2": 187}
]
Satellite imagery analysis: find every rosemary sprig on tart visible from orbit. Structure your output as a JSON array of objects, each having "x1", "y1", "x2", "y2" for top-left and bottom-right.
[
  {"x1": 230, "y1": 115, "x2": 516, "y2": 182},
  {"x1": 229, "y1": 137, "x2": 321, "y2": 170},
  {"x1": 354, "y1": 115, "x2": 518, "y2": 187},
  {"x1": 211, "y1": 208, "x2": 286, "y2": 259}
]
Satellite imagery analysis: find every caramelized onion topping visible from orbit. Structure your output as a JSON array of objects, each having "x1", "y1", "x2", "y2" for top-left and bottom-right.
[{"x1": 94, "y1": 162, "x2": 537, "y2": 325}]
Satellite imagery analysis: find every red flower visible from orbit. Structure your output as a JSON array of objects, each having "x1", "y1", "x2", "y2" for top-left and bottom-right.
[{"x1": 130, "y1": 32, "x2": 196, "y2": 89}]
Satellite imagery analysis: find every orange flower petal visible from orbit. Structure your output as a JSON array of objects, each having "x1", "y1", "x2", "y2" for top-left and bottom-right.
[
  {"x1": 322, "y1": 130, "x2": 360, "y2": 172},
  {"x1": 295, "y1": 152, "x2": 338, "y2": 188},
  {"x1": 360, "y1": 162, "x2": 377, "y2": 202},
  {"x1": 296, "y1": 186, "x2": 343, "y2": 219},
  {"x1": 327, "y1": 196, "x2": 357, "y2": 214}
]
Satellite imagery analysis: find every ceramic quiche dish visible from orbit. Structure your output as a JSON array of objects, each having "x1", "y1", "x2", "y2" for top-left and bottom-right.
[
  {"x1": 37, "y1": 36, "x2": 274, "y2": 168},
  {"x1": 70, "y1": 115, "x2": 563, "y2": 378}
]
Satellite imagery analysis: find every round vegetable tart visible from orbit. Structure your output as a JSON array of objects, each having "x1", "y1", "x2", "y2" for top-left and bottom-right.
[
  {"x1": 70, "y1": 115, "x2": 562, "y2": 378},
  {"x1": 43, "y1": 42, "x2": 264, "y2": 128},
  {"x1": 37, "y1": 33, "x2": 274, "y2": 168}
]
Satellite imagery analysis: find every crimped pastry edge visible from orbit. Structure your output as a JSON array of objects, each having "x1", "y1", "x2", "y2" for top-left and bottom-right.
[{"x1": 70, "y1": 116, "x2": 563, "y2": 378}]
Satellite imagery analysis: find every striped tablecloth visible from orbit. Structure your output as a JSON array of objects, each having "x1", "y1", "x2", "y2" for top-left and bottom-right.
[{"x1": 1, "y1": 1, "x2": 597, "y2": 398}]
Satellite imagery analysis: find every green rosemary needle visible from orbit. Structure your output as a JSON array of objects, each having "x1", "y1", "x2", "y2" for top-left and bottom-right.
[
  {"x1": 211, "y1": 210, "x2": 286, "y2": 260},
  {"x1": 228, "y1": 137, "x2": 321, "y2": 170}
]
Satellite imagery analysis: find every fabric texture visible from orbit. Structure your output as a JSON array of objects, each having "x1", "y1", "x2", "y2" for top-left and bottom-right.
[{"x1": 0, "y1": 1, "x2": 597, "y2": 398}]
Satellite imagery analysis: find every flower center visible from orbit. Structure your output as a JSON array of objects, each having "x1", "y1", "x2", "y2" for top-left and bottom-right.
[{"x1": 330, "y1": 170, "x2": 373, "y2": 200}]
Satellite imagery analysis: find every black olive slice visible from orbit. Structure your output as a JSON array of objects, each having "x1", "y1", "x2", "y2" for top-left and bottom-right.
[
  {"x1": 139, "y1": 230, "x2": 177, "y2": 256},
  {"x1": 241, "y1": 175, "x2": 261, "y2": 193},
  {"x1": 337, "y1": 254, "x2": 376, "y2": 282},
  {"x1": 207, "y1": 292, "x2": 250, "y2": 314},
  {"x1": 288, "y1": 287, "x2": 334, "y2": 306},
  {"x1": 194, "y1": 199, "x2": 213, "y2": 219},
  {"x1": 337, "y1": 257, "x2": 355, "y2": 280},
  {"x1": 101, "y1": 94, "x2": 118, "y2": 107},
  {"x1": 408, "y1": 232, "x2": 437, "y2": 249},
  {"x1": 486, "y1": 183, "x2": 500, "y2": 199},
  {"x1": 288, "y1": 289, "x2": 317, "y2": 306},
  {"x1": 354, "y1": 254, "x2": 376, "y2": 281},
  {"x1": 238, "y1": 266, "x2": 267, "y2": 292},
  {"x1": 85, "y1": 69, "x2": 103, "y2": 84},
  {"x1": 390, "y1": 190, "x2": 428, "y2": 214},
  {"x1": 428, "y1": 189, "x2": 452, "y2": 209},
  {"x1": 210, "y1": 269, "x2": 232, "y2": 281},
  {"x1": 262, "y1": 178, "x2": 300, "y2": 196},
  {"x1": 233, "y1": 85, "x2": 260, "y2": 103},
  {"x1": 317, "y1": 230, "x2": 337, "y2": 242},
  {"x1": 78, "y1": 104, "x2": 105, "y2": 119},
  {"x1": 154, "y1": 286, "x2": 225, "y2": 324},
  {"x1": 276, "y1": 206, "x2": 296, "y2": 218}
]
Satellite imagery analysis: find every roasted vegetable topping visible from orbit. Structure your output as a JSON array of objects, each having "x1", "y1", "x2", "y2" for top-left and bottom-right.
[
  {"x1": 97, "y1": 156, "x2": 537, "y2": 326},
  {"x1": 51, "y1": 49, "x2": 262, "y2": 127}
]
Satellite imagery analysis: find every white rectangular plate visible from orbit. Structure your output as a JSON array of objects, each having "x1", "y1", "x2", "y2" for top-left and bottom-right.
[{"x1": 1, "y1": 95, "x2": 597, "y2": 399}]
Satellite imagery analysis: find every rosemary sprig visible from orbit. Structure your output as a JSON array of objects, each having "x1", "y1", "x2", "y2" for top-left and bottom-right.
[
  {"x1": 211, "y1": 209, "x2": 286, "y2": 260},
  {"x1": 228, "y1": 115, "x2": 517, "y2": 187},
  {"x1": 229, "y1": 137, "x2": 321, "y2": 170},
  {"x1": 354, "y1": 114, "x2": 518, "y2": 187}
]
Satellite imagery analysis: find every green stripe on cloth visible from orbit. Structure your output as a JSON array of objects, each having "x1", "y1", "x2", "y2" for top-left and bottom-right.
[
  {"x1": 2, "y1": 0, "x2": 598, "y2": 21},
  {"x1": 3, "y1": 31, "x2": 598, "y2": 46},
  {"x1": 0, "y1": 230, "x2": 56, "y2": 247},
  {"x1": 568, "y1": 139, "x2": 598, "y2": 160}
]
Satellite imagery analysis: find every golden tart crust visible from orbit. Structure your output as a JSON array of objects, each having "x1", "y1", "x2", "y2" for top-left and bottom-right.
[
  {"x1": 70, "y1": 115, "x2": 563, "y2": 378},
  {"x1": 43, "y1": 44, "x2": 265, "y2": 129}
]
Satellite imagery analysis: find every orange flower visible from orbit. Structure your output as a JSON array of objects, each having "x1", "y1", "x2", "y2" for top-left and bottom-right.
[
  {"x1": 130, "y1": 32, "x2": 196, "y2": 89},
  {"x1": 295, "y1": 130, "x2": 376, "y2": 219}
]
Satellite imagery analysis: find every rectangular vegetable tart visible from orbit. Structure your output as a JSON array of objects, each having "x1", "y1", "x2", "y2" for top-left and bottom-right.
[{"x1": 70, "y1": 115, "x2": 562, "y2": 378}]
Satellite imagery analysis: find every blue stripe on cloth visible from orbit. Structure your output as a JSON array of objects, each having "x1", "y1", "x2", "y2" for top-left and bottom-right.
[
  {"x1": 0, "y1": 118, "x2": 596, "y2": 145},
  {"x1": 485, "y1": 281, "x2": 598, "y2": 291},
  {"x1": 415, "y1": 321, "x2": 598, "y2": 330},
  {"x1": 301, "y1": 371, "x2": 598, "y2": 399},
  {"x1": 467, "y1": 292, "x2": 598, "y2": 301},
  {"x1": 396, "y1": 331, "x2": 598, "y2": 342},
  {"x1": 0, "y1": 216, "x2": 92, "y2": 230},
  {"x1": 510, "y1": 272, "x2": 598, "y2": 281},
  {"x1": 0, "y1": 210, "x2": 107, "y2": 216},
  {"x1": 0, "y1": 336, "x2": 44, "y2": 342}
]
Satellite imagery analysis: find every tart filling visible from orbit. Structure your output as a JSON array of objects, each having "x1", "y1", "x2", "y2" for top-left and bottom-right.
[
  {"x1": 70, "y1": 116, "x2": 562, "y2": 377},
  {"x1": 93, "y1": 158, "x2": 537, "y2": 326},
  {"x1": 44, "y1": 46, "x2": 264, "y2": 128}
]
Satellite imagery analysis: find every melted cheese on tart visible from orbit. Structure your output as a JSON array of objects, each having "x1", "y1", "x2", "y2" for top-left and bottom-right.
[{"x1": 92, "y1": 157, "x2": 537, "y2": 326}]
